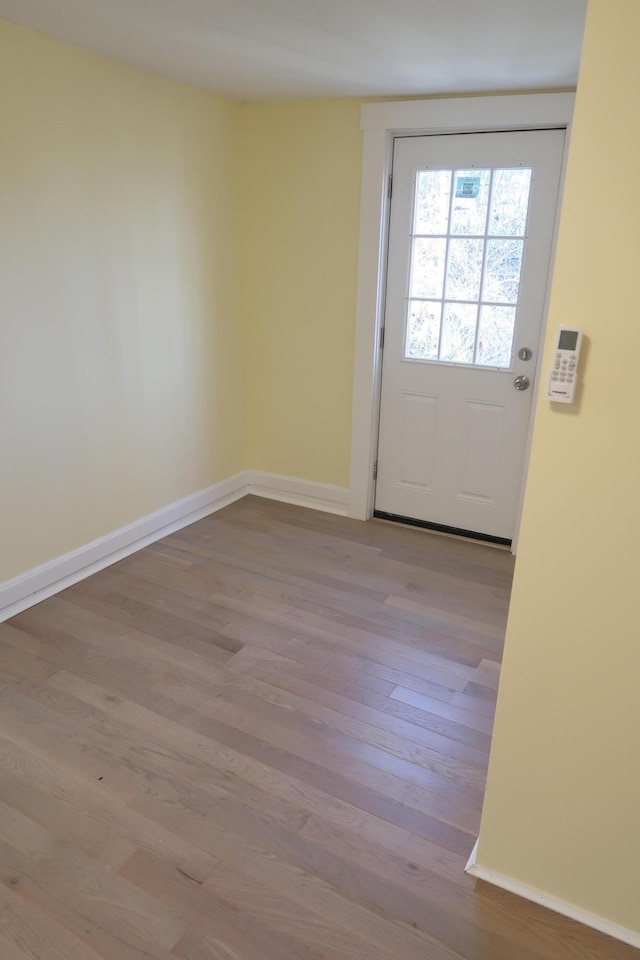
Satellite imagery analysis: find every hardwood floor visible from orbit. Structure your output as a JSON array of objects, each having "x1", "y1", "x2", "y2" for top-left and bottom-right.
[{"x1": 0, "y1": 495, "x2": 635, "y2": 959}]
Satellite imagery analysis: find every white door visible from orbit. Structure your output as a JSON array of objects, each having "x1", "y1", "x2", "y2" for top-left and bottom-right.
[{"x1": 375, "y1": 129, "x2": 565, "y2": 542}]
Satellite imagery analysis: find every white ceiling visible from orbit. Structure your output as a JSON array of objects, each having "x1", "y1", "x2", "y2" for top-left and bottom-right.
[{"x1": 0, "y1": 0, "x2": 588, "y2": 102}]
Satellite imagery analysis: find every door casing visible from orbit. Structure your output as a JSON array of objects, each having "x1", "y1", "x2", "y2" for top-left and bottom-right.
[{"x1": 347, "y1": 93, "x2": 575, "y2": 553}]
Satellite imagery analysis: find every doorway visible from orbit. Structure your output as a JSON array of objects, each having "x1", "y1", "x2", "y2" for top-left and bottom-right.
[
  {"x1": 348, "y1": 94, "x2": 575, "y2": 553},
  {"x1": 375, "y1": 129, "x2": 565, "y2": 543}
]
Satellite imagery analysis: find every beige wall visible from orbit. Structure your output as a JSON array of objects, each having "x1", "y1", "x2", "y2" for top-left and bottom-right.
[
  {"x1": 242, "y1": 100, "x2": 363, "y2": 487},
  {"x1": 476, "y1": 0, "x2": 640, "y2": 935},
  {"x1": 0, "y1": 21, "x2": 245, "y2": 582}
]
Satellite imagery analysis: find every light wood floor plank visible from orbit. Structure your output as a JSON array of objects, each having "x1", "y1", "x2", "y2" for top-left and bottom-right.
[
  {"x1": 47, "y1": 667, "x2": 479, "y2": 836},
  {"x1": 0, "y1": 882, "x2": 107, "y2": 960},
  {"x1": 154, "y1": 660, "x2": 488, "y2": 789},
  {"x1": 0, "y1": 496, "x2": 635, "y2": 960},
  {"x1": 0, "y1": 820, "x2": 186, "y2": 959}
]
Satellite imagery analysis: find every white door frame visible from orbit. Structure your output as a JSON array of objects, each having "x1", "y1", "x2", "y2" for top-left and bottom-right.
[{"x1": 347, "y1": 93, "x2": 575, "y2": 550}]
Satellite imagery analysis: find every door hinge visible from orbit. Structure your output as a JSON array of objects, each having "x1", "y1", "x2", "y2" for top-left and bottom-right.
[
  {"x1": 379, "y1": 326, "x2": 385, "y2": 350},
  {"x1": 388, "y1": 174, "x2": 393, "y2": 200},
  {"x1": 373, "y1": 459, "x2": 378, "y2": 481}
]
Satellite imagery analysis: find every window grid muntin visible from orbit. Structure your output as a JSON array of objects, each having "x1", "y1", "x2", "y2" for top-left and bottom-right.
[{"x1": 405, "y1": 166, "x2": 532, "y2": 368}]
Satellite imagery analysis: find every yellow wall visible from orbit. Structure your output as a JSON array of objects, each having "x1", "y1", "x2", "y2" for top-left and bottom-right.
[
  {"x1": 0, "y1": 20, "x2": 244, "y2": 582},
  {"x1": 242, "y1": 100, "x2": 363, "y2": 487},
  {"x1": 0, "y1": 21, "x2": 365, "y2": 587},
  {"x1": 477, "y1": 0, "x2": 640, "y2": 934}
]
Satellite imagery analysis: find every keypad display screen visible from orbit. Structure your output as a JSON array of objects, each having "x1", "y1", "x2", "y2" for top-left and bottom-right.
[{"x1": 558, "y1": 329, "x2": 578, "y2": 351}]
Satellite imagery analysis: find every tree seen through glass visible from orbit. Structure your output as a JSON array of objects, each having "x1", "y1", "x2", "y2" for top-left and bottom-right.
[{"x1": 406, "y1": 167, "x2": 532, "y2": 367}]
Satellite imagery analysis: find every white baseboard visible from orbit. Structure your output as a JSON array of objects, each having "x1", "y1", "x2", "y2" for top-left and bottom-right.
[
  {"x1": 465, "y1": 839, "x2": 640, "y2": 949},
  {"x1": 246, "y1": 471, "x2": 349, "y2": 516},
  {"x1": 0, "y1": 473, "x2": 250, "y2": 623},
  {"x1": 465, "y1": 839, "x2": 480, "y2": 873},
  {"x1": 0, "y1": 470, "x2": 350, "y2": 623}
]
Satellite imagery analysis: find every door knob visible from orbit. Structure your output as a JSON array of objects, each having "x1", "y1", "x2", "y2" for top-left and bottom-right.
[{"x1": 514, "y1": 375, "x2": 530, "y2": 391}]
